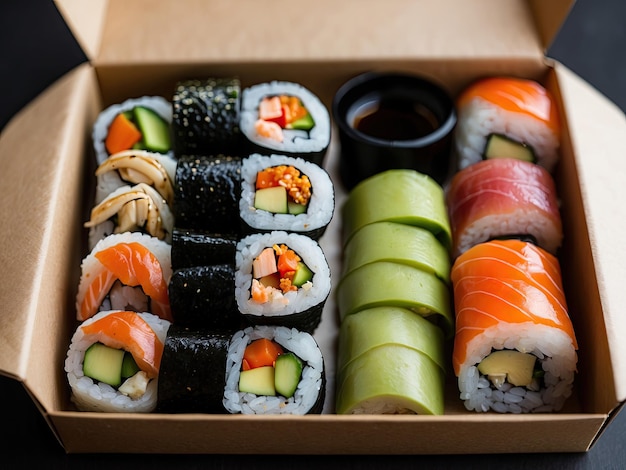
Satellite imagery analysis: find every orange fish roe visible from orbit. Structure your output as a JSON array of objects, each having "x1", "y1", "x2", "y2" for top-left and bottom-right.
[{"x1": 256, "y1": 166, "x2": 312, "y2": 205}]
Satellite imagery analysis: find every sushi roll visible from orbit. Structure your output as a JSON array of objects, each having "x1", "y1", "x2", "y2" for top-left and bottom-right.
[
  {"x1": 64, "y1": 310, "x2": 171, "y2": 413},
  {"x1": 335, "y1": 260, "x2": 454, "y2": 338},
  {"x1": 240, "y1": 81, "x2": 331, "y2": 166},
  {"x1": 451, "y1": 239, "x2": 578, "y2": 413},
  {"x1": 454, "y1": 76, "x2": 561, "y2": 172},
  {"x1": 172, "y1": 78, "x2": 242, "y2": 155},
  {"x1": 234, "y1": 231, "x2": 331, "y2": 333},
  {"x1": 93, "y1": 149, "x2": 176, "y2": 205},
  {"x1": 223, "y1": 325, "x2": 326, "y2": 415},
  {"x1": 168, "y1": 264, "x2": 246, "y2": 330},
  {"x1": 84, "y1": 183, "x2": 174, "y2": 250},
  {"x1": 93, "y1": 96, "x2": 173, "y2": 165},
  {"x1": 75, "y1": 232, "x2": 172, "y2": 323},
  {"x1": 173, "y1": 153, "x2": 242, "y2": 235},
  {"x1": 239, "y1": 153, "x2": 335, "y2": 240},
  {"x1": 171, "y1": 228, "x2": 238, "y2": 270},
  {"x1": 336, "y1": 307, "x2": 446, "y2": 415},
  {"x1": 446, "y1": 158, "x2": 563, "y2": 258},
  {"x1": 341, "y1": 169, "x2": 451, "y2": 250},
  {"x1": 157, "y1": 326, "x2": 232, "y2": 413}
]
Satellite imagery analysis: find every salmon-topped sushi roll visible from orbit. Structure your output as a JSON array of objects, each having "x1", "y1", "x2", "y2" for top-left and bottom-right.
[
  {"x1": 75, "y1": 232, "x2": 172, "y2": 322},
  {"x1": 454, "y1": 76, "x2": 561, "y2": 172},
  {"x1": 451, "y1": 239, "x2": 578, "y2": 413}
]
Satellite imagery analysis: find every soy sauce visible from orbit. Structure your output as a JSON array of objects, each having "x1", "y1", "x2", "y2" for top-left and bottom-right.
[{"x1": 351, "y1": 99, "x2": 440, "y2": 141}]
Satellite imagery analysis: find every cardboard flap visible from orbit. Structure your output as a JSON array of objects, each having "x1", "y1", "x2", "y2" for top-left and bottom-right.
[
  {"x1": 554, "y1": 62, "x2": 626, "y2": 403},
  {"x1": 54, "y1": 0, "x2": 572, "y2": 65},
  {"x1": 54, "y1": 0, "x2": 109, "y2": 61},
  {"x1": 0, "y1": 64, "x2": 98, "y2": 384}
]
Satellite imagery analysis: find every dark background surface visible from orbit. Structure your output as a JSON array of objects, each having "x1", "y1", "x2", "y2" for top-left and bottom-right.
[{"x1": 1, "y1": 0, "x2": 625, "y2": 467}]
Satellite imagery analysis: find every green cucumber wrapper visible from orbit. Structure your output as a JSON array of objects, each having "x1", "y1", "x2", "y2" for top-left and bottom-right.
[
  {"x1": 337, "y1": 306, "x2": 446, "y2": 374},
  {"x1": 341, "y1": 169, "x2": 451, "y2": 250},
  {"x1": 342, "y1": 221, "x2": 450, "y2": 284},
  {"x1": 335, "y1": 344, "x2": 445, "y2": 415},
  {"x1": 336, "y1": 261, "x2": 453, "y2": 338}
]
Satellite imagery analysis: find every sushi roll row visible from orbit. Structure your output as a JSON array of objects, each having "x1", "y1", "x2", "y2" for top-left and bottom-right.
[
  {"x1": 334, "y1": 169, "x2": 453, "y2": 415},
  {"x1": 66, "y1": 78, "x2": 333, "y2": 415},
  {"x1": 446, "y1": 76, "x2": 578, "y2": 414}
]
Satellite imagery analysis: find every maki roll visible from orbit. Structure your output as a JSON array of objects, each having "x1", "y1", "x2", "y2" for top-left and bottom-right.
[
  {"x1": 93, "y1": 149, "x2": 176, "y2": 205},
  {"x1": 451, "y1": 239, "x2": 578, "y2": 413},
  {"x1": 336, "y1": 307, "x2": 446, "y2": 415},
  {"x1": 172, "y1": 78, "x2": 241, "y2": 155},
  {"x1": 240, "y1": 81, "x2": 331, "y2": 166},
  {"x1": 173, "y1": 154, "x2": 242, "y2": 235},
  {"x1": 93, "y1": 96, "x2": 173, "y2": 165},
  {"x1": 168, "y1": 264, "x2": 246, "y2": 330},
  {"x1": 223, "y1": 325, "x2": 326, "y2": 415},
  {"x1": 75, "y1": 232, "x2": 172, "y2": 322},
  {"x1": 84, "y1": 183, "x2": 174, "y2": 250},
  {"x1": 454, "y1": 76, "x2": 561, "y2": 172},
  {"x1": 64, "y1": 310, "x2": 171, "y2": 413},
  {"x1": 446, "y1": 158, "x2": 563, "y2": 258},
  {"x1": 157, "y1": 326, "x2": 232, "y2": 413},
  {"x1": 234, "y1": 231, "x2": 331, "y2": 333},
  {"x1": 171, "y1": 228, "x2": 238, "y2": 270},
  {"x1": 239, "y1": 153, "x2": 335, "y2": 240}
]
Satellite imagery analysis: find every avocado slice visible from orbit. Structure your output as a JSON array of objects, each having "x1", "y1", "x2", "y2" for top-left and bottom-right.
[
  {"x1": 288, "y1": 113, "x2": 315, "y2": 131},
  {"x1": 483, "y1": 133, "x2": 536, "y2": 163},
  {"x1": 292, "y1": 261, "x2": 313, "y2": 287},
  {"x1": 287, "y1": 200, "x2": 308, "y2": 215},
  {"x1": 121, "y1": 352, "x2": 141, "y2": 379},
  {"x1": 133, "y1": 106, "x2": 171, "y2": 153},
  {"x1": 83, "y1": 342, "x2": 125, "y2": 387},
  {"x1": 477, "y1": 350, "x2": 537, "y2": 387},
  {"x1": 254, "y1": 186, "x2": 288, "y2": 214},
  {"x1": 238, "y1": 366, "x2": 276, "y2": 396},
  {"x1": 274, "y1": 352, "x2": 303, "y2": 398}
]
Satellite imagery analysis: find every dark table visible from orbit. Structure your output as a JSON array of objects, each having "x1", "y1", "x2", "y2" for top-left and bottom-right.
[{"x1": 1, "y1": 0, "x2": 625, "y2": 467}]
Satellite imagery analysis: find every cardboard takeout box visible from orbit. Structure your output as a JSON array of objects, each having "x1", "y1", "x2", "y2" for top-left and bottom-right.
[{"x1": 1, "y1": 0, "x2": 626, "y2": 454}]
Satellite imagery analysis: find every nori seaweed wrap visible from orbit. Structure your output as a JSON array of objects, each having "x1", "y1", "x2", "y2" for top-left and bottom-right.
[
  {"x1": 172, "y1": 78, "x2": 241, "y2": 155},
  {"x1": 168, "y1": 264, "x2": 246, "y2": 330},
  {"x1": 173, "y1": 154, "x2": 242, "y2": 234},
  {"x1": 156, "y1": 326, "x2": 231, "y2": 413},
  {"x1": 171, "y1": 228, "x2": 238, "y2": 270}
]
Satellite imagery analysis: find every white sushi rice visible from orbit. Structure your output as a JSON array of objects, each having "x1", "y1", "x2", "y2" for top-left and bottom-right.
[
  {"x1": 240, "y1": 81, "x2": 330, "y2": 154},
  {"x1": 454, "y1": 97, "x2": 560, "y2": 172},
  {"x1": 234, "y1": 231, "x2": 331, "y2": 317},
  {"x1": 75, "y1": 232, "x2": 172, "y2": 320},
  {"x1": 94, "y1": 149, "x2": 177, "y2": 204},
  {"x1": 92, "y1": 96, "x2": 173, "y2": 165},
  {"x1": 457, "y1": 322, "x2": 577, "y2": 413},
  {"x1": 239, "y1": 153, "x2": 335, "y2": 234},
  {"x1": 455, "y1": 212, "x2": 562, "y2": 257},
  {"x1": 223, "y1": 325, "x2": 324, "y2": 414},
  {"x1": 64, "y1": 310, "x2": 171, "y2": 413}
]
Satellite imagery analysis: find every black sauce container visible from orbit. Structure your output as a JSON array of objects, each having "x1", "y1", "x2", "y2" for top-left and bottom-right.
[{"x1": 332, "y1": 72, "x2": 456, "y2": 190}]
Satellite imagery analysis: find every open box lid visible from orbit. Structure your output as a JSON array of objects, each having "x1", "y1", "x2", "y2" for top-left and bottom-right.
[{"x1": 54, "y1": 0, "x2": 573, "y2": 65}]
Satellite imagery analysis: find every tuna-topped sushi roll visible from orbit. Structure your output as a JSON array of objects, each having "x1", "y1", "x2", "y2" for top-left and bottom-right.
[
  {"x1": 446, "y1": 158, "x2": 563, "y2": 258},
  {"x1": 223, "y1": 325, "x2": 326, "y2": 415},
  {"x1": 171, "y1": 77, "x2": 242, "y2": 155},
  {"x1": 240, "y1": 81, "x2": 331, "y2": 166},
  {"x1": 234, "y1": 231, "x2": 331, "y2": 333},
  {"x1": 75, "y1": 232, "x2": 172, "y2": 323},
  {"x1": 93, "y1": 96, "x2": 173, "y2": 165},
  {"x1": 65, "y1": 310, "x2": 171, "y2": 413},
  {"x1": 451, "y1": 239, "x2": 578, "y2": 413},
  {"x1": 454, "y1": 76, "x2": 561, "y2": 172},
  {"x1": 239, "y1": 153, "x2": 335, "y2": 240}
]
